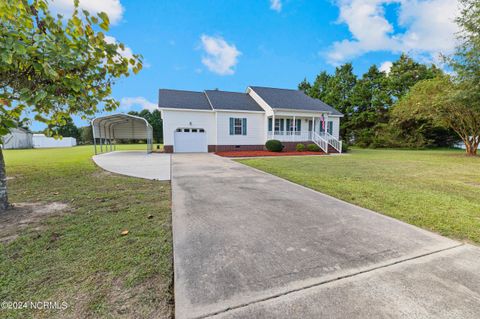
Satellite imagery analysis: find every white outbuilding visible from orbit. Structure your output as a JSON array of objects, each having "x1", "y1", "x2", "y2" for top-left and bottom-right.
[
  {"x1": 1, "y1": 128, "x2": 33, "y2": 149},
  {"x1": 32, "y1": 134, "x2": 77, "y2": 148}
]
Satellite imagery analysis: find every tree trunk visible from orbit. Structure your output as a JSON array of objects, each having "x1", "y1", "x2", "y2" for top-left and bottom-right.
[
  {"x1": 0, "y1": 148, "x2": 8, "y2": 211},
  {"x1": 464, "y1": 138, "x2": 478, "y2": 156}
]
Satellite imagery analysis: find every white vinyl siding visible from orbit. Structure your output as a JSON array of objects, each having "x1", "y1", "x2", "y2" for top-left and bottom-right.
[
  {"x1": 217, "y1": 111, "x2": 265, "y2": 145},
  {"x1": 161, "y1": 109, "x2": 216, "y2": 146}
]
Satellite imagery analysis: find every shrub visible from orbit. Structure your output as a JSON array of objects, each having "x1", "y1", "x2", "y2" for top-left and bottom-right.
[
  {"x1": 306, "y1": 143, "x2": 320, "y2": 152},
  {"x1": 265, "y1": 139, "x2": 284, "y2": 152},
  {"x1": 296, "y1": 143, "x2": 305, "y2": 152},
  {"x1": 341, "y1": 141, "x2": 349, "y2": 153}
]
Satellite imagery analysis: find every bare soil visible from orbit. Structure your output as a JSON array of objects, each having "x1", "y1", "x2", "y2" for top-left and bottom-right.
[{"x1": 0, "y1": 202, "x2": 70, "y2": 243}]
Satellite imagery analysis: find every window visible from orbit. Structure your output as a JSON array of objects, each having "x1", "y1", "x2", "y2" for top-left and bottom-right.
[
  {"x1": 176, "y1": 128, "x2": 182, "y2": 132},
  {"x1": 192, "y1": 129, "x2": 198, "y2": 132},
  {"x1": 327, "y1": 121, "x2": 333, "y2": 135},
  {"x1": 199, "y1": 129, "x2": 205, "y2": 132},
  {"x1": 229, "y1": 118, "x2": 247, "y2": 135},
  {"x1": 285, "y1": 119, "x2": 301, "y2": 133},
  {"x1": 184, "y1": 129, "x2": 190, "y2": 132},
  {"x1": 274, "y1": 119, "x2": 284, "y2": 132}
]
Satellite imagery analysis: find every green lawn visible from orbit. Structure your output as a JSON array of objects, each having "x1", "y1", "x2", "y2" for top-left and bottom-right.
[
  {"x1": 238, "y1": 148, "x2": 480, "y2": 244},
  {"x1": 0, "y1": 146, "x2": 172, "y2": 318}
]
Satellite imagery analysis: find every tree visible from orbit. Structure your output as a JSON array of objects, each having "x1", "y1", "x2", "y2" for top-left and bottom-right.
[
  {"x1": 393, "y1": 75, "x2": 480, "y2": 155},
  {"x1": 349, "y1": 65, "x2": 391, "y2": 146},
  {"x1": 0, "y1": 0, "x2": 142, "y2": 210},
  {"x1": 79, "y1": 125, "x2": 93, "y2": 144},
  {"x1": 46, "y1": 117, "x2": 80, "y2": 140},
  {"x1": 128, "y1": 109, "x2": 163, "y2": 143},
  {"x1": 298, "y1": 78, "x2": 312, "y2": 95},
  {"x1": 388, "y1": 53, "x2": 441, "y2": 100},
  {"x1": 323, "y1": 63, "x2": 357, "y2": 138}
]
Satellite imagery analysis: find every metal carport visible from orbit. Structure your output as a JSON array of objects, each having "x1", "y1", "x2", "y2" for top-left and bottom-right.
[{"x1": 91, "y1": 114, "x2": 153, "y2": 154}]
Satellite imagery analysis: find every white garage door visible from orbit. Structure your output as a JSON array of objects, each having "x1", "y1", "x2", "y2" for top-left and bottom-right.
[{"x1": 174, "y1": 128, "x2": 207, "y2": 153}]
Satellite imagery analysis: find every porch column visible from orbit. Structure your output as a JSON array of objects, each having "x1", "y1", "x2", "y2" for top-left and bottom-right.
[
  {"x1": 325, "y1": 113, "x2": 329, "y2": 134},
  {"x1": 312, "y1": 116, "x2": 315, "y2": 139},
  {"x1": 272, "y1": 112, "x2": 275, "y2": 139},
  {"x1": 293, "y1": 115, "x2": 296, "y2": 141}
]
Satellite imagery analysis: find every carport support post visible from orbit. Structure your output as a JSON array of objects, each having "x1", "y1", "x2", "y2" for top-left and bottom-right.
[{"x1": 93, "y1": 123, "x2": 97, "y2": 155}]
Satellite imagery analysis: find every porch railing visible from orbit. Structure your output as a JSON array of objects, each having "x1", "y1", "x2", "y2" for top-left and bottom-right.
[
  {"x1": 317, "y1": 132, "x2": 342, "y2": 153},
  {"x1": 267, "y1": 131, "x2": 312, "y2": 142},
  {"x1": 312, "y1": 132, "x2": 329, "y2": 153}
]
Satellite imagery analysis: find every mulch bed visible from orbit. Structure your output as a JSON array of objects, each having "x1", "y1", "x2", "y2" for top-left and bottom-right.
[{"x1": 215, "y1": 150, "x2": 327, "y2": 157}]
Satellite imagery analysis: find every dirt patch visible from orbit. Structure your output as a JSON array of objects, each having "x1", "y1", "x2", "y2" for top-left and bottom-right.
[
  {"x1": 465, "y1": 181, "x2": 480, "y2": 187},
  {"x1": 0, "y1": 202, "x2": 70, "y2": 243}
]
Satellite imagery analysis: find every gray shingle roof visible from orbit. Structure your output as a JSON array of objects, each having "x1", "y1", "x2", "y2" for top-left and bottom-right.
[
  {"x1": 205, "y1": 90, "x2": 263, "y2": 111},
  {"x1": 158, "y1": 89, "x2": 212, "y2": 110},
  {"x1": 250, "y1": 86, "x2": 343, "y2": 116}
]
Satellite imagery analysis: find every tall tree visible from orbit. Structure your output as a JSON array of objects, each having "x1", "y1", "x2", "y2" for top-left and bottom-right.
[
  {"x1": 298, "y1": 78, "x2": 312, "y2": 95},
  {"x1": 0, "y1": 0, "x2": 142, "y2": 211},
  {"x1": 349, "y1": 65, "x2": 391, "y2": 146},
  {"x1": 309, "y1": 71, "x2": 331, "y2": 100},
  {"x1": 323, "y1": 63, "x2": 357, "y2": 138},
  {"x1": 388, "y1": 53, "x2": 441, "y2": 100}
]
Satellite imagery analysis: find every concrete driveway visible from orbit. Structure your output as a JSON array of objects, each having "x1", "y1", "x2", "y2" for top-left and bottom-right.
[
  {"x1": 171, "y1": 154, "x2": 480, "y2": 319},
  {"x1": 92, "y1": 151, "x2": 170, "y2": 180}
]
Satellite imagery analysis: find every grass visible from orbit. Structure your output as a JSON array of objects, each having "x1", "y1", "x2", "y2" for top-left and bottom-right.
[
  {"x1": 0, "y1": 145, "x2": 173, "y2": 318},
  {"x1": 238, "y1": 148, "x2": 480, "y2": 244}
]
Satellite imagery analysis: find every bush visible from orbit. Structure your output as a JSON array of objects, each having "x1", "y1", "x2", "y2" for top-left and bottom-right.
[
  {"x1": 341, "y1": 141, "x2": 349, "y2": 153},
  {"x1": 296, "y1": 143, "x2": 305, "y2": 152},
  {"x1": 265, "y1": 139, "x2": 284, "y2": 152},
  {"x1": 306, "y1": 143, "x2": 320, "y2": 152}
]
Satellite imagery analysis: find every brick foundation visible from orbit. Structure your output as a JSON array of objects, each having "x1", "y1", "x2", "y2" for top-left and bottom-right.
[
  {"x1": 214, "y1": 145, "x2": 265, "y2": 152},
  {"x1": 166, "y1": 142, "x2": 326, "y2": 153},
  {"x1": 281, "y1": 141, "x2": 317, "y2": 151}
]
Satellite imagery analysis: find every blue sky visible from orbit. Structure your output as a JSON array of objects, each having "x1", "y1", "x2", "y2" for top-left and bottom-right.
[{"x1": 29, "y1": 0, "x2": 459, "y2": 131}]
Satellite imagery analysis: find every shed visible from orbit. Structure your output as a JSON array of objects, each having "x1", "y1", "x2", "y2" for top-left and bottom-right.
[
  {"x1": 33, "y1": 134, "x2": 77, "y2": 148},
  {"x1": 1, "y1": 128, "x2": 33, "y2": 149}
]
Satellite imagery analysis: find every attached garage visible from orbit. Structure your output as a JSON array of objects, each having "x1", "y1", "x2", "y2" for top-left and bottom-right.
[{"x1": 174, "y1": 128, "x2": 207, "y2": 153}]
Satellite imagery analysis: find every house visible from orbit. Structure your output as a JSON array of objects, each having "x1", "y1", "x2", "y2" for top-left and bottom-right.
[
  {"x1": 158, "y1": 86, "x2": 343, "y2": 153},
  {"x1": 32, "y1": 134, "x2": 77, "y2": 148},
  {"x1": 1, "y1": 128, "x2": 33, "y2": 149}
]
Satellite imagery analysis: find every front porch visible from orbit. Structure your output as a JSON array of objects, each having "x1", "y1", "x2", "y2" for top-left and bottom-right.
[{"x1": 267, "y1": 114, "x2": 342, "y2": 153}]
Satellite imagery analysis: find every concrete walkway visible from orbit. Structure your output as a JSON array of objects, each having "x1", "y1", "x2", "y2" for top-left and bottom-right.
[
  {"x1": 92, "y1": 151, "x2": 170, "y2": 180},
  {"x1": 172, "y1": 154, "x2": 480, "y2": 319}
]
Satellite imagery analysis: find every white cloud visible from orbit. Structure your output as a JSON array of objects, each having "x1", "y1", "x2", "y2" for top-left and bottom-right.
[
  {"x1": 120, "y1": 97, "x2": 157, "y2": 111},
  {"x1": 270, "y1": 0, "x2": 282, "y2": 12},
  {"x1": 104, "y1": 35, "x2": 134, "y2": 61},
  {"x1": 51, "y1": 0, "x2": 124, "y2": 25},
  {"x1": 379, "y1": 61, "x2": 393, "y2": 74},
  {"x1": 200, "y1": 35, "x2": 241, "y2": 75},
  {"x1": 326, "y1": 0, "x2": 460, "y2": 65}
]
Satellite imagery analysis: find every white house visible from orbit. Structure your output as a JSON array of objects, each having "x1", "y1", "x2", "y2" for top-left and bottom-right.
[
  {"x1": 158, "y1": 86, "x2": 343, "y2": 153},
  {"x1": 1, "y1": 128, "x2": 33, "y2": 149}
]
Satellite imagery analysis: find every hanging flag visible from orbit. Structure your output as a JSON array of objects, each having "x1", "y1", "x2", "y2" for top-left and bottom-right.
[{"x1": 320, "y1": 114, "x2": 325, "y2": 130}]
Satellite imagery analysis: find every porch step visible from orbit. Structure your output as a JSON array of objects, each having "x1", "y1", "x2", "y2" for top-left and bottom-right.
[{"x1": 328, "y1": 145, "x2": 340, "y2": 153}]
